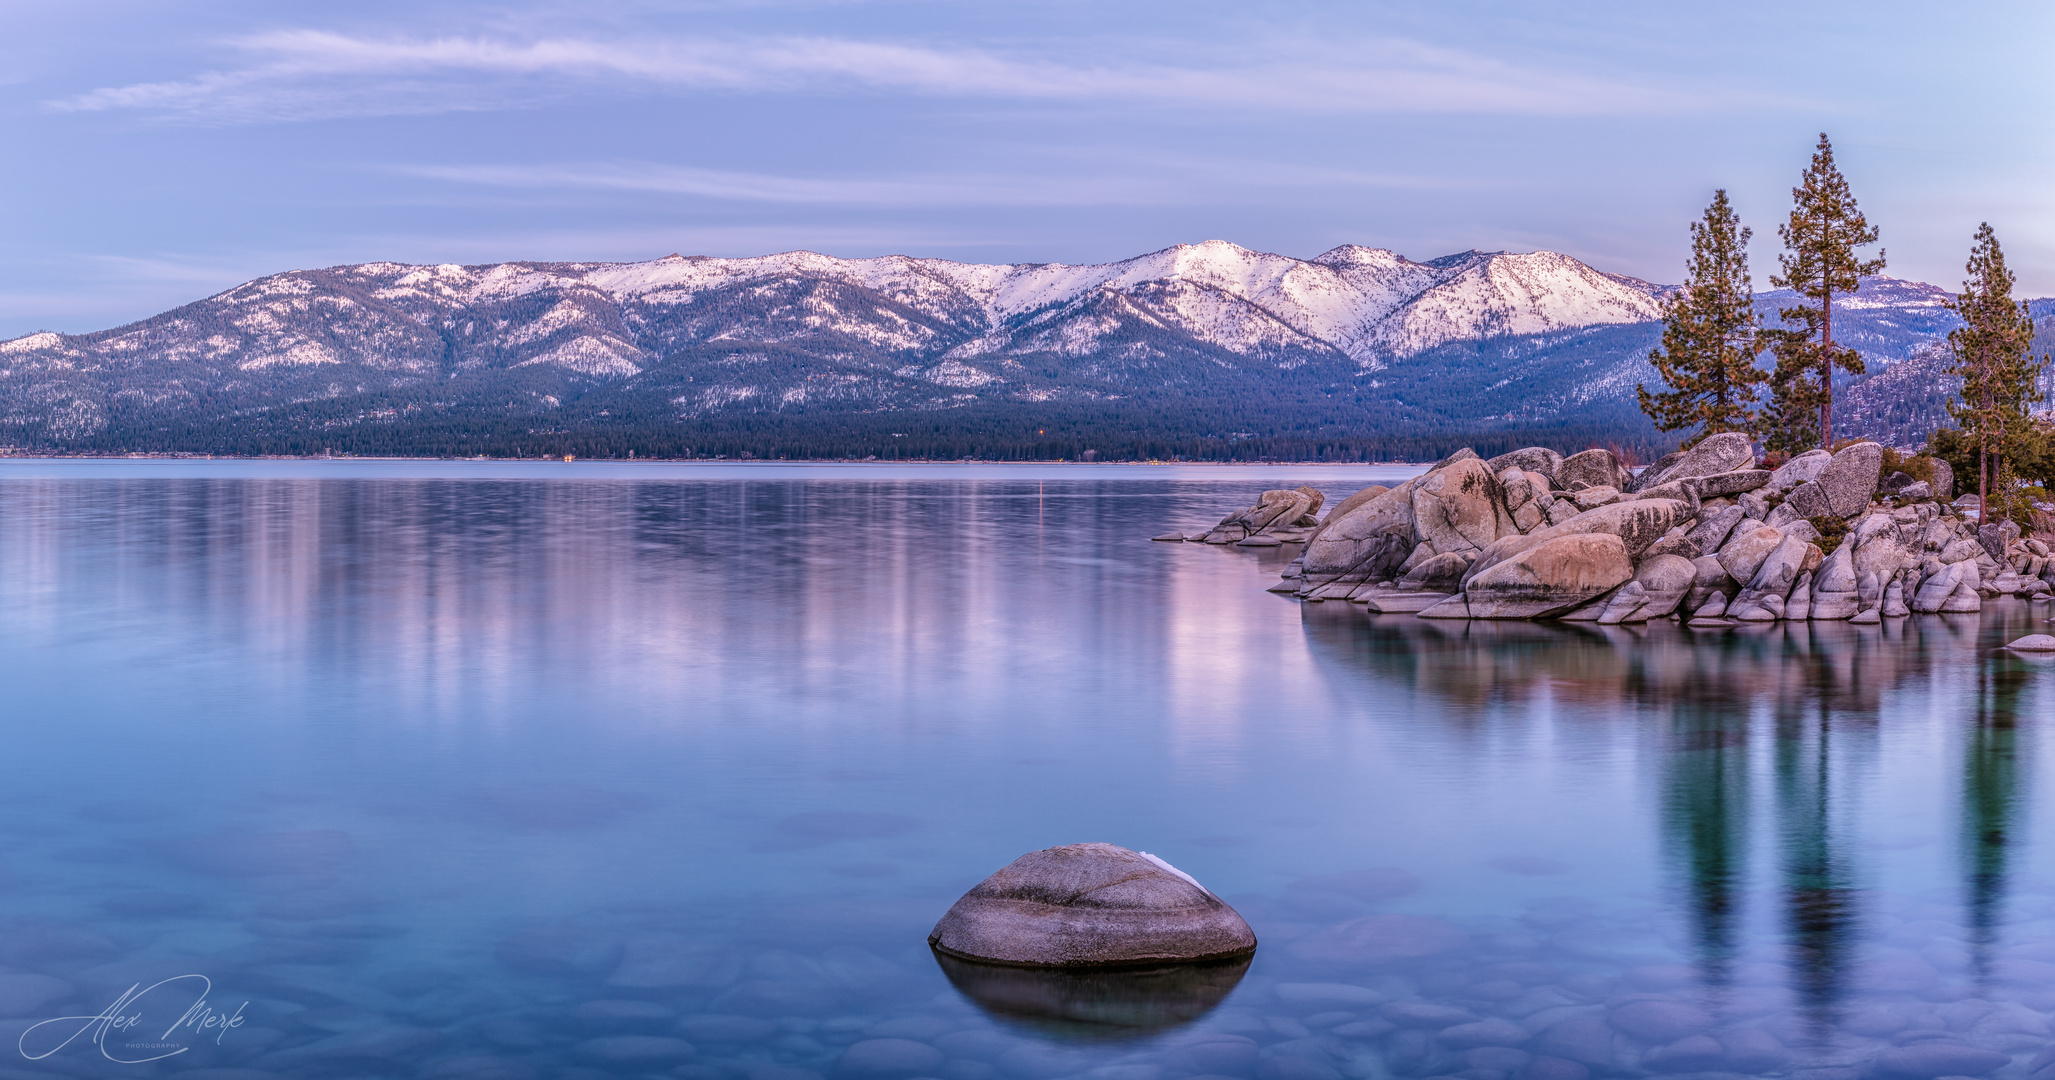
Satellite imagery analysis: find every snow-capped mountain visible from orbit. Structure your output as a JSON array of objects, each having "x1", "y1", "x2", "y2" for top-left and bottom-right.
[
  {"x1": 1755, "y1": 275, "x2": 1960, "y2": 365},
  {"x1": 0, "y1": 240, "x2": 2002, "y2": 458}
]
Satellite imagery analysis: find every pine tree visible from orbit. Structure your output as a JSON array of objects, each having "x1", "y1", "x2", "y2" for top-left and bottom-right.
[
  {"x1": 1760, "y1": 133, "x2": 1885, "y2": 450},
  {"x1": 1945, "y1": 223, "x2": 2043, "y2": 521},
  {"x1": 1638, "y1": 190, "x2": 1767, "y2": 445},
  {"x1": 1763, "y1": 319, "x2": 1824, "y2": 456}
]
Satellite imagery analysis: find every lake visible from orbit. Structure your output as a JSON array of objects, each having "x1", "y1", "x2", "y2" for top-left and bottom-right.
[{"x1": 1, "y1": 461, "x2": 2051, "y2": 1080}]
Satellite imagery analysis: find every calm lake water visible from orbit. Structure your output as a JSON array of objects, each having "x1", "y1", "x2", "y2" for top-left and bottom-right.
[{"x1": 2, "y1": 462, "x2": 2053, "y2": 1080}]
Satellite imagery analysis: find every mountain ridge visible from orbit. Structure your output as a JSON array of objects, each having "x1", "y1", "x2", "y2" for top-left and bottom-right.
[{"x1": 0, "y1": 242, "x2": 2025, "y2": 459}]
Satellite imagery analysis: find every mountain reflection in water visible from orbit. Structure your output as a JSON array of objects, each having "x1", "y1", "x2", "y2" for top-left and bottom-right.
[{"x1": 1301, "y1": 604, "x2": 2052, "y2": 1028}]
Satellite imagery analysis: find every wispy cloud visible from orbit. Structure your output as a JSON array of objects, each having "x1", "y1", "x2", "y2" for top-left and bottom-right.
[
  {"x1": 397, "y1": 162, "x2": 1151, "y2": 207},
  {"x1": 392, "y1": 157, "x2": 1473, "y2": 208},
  {"x1": 50, "y1": 28, "x2": 1735, "y2": 123}
]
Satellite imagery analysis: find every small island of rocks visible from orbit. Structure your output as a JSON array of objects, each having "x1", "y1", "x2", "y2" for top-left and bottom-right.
[{"x1": 1163, "y1": 433, "x2": 2054, "y2": 624}]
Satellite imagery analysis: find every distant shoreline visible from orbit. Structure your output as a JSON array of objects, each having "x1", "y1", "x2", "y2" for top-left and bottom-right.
[
  {"x1": 0, "y1": 457, "x2": 1434, "y2": 481},
  {"x1": 0, "y1": 453, "x2": 1431, "y2": 467}
]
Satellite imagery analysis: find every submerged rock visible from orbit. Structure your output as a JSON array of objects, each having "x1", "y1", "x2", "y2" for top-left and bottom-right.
[
  {"x1": 1868, "y1": 1041, "x2": 2007, "y2": 1078},
  {"x1": 574, "y1": 1036, "x2": 698, "y2": 1067},
  {"x1": 1362, "y1": 589, "x2": 1453, "y2": 613},
  {"x1": 1285, "y1": 913, "x2": 1466, "y2": 966},
  {"x1": 928, "y1": 844, "x2": 1256, "y2": 967},
  {"x1": 834, "y1": 1038, "x2": 944, "y2": 1079}
]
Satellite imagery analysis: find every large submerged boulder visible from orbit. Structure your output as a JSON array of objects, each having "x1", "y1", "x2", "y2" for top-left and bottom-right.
[{"x1": 929, "y1": 844, "x2": 1257, "y2": 968}]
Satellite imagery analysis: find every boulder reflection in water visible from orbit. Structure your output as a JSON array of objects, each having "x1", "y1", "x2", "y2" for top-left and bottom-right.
[{"x1": 931, "y1": 948, "x2": 1252, "y2": 1040}]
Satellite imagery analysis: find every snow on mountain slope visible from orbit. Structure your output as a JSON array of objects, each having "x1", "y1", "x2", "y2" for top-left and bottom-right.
[
  {"x1": 573, "y1": 241, "x2": 1662, "y2": 366},
  {"x1": 308, "y1": 240, "x2": 1658, "y2": 368},
  {"x1": 1753, "y1": 275, "x2": 1964, "y2": 366},
  {"x1": 0, "y1": 240, "x2": 1692, "y2": 449},
  {"x1": 1758, "y1": 274, "x2": 1953, "y2": 313},
  {"x1": 0, "y1": 241, "x2": 1678, "y2": 393},
  {"x1": 1380, "y1": 251, "x2": 1666, "y2": 358}
]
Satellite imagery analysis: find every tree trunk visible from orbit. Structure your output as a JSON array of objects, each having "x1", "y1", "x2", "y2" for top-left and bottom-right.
[
  {"x1": 1980, "y1": 444, "x2": 1989, "y2": 524},
  {"x1": 1821, "y1": 286, "x2": 1834, "y2": 448}
]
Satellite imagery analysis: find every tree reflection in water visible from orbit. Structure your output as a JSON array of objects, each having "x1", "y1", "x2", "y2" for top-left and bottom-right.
[
  {"x1": 1300, "y1": 602, "x2": 2047, "y2": 1030},
  {"x1": 1965, "y1": 648, "x2": 2031, "y2": 985}
]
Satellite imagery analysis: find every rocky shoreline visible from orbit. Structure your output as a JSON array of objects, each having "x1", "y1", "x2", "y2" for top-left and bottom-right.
[{"x1": 1162, "y1": 433, "x2": 2055, "y2": 624}]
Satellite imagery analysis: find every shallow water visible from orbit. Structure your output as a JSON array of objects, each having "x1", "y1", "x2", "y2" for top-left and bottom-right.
[{"x1": 2, "y1": 464, "x2": 2053, "y2": 1080}]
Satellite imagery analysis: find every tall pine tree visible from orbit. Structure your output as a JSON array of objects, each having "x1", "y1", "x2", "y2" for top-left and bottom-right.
[
  {"x1": 1762, "y1": 309, "x2": 1825, "y2": 455},
  {"x1": 1638, "y1": 190, "x2": 1766, "y2": 445},
  {"x1": 1761, "y1": 133, "x2": 1884, "y2": 450},
  {"x1": 1945, "y1": 223, "x2": 2042, "y2": 520}
]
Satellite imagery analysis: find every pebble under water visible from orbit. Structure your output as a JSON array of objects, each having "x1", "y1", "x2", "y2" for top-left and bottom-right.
[{"x1": 2, "y1": 462, "x2": 2054, "y2": 1080}]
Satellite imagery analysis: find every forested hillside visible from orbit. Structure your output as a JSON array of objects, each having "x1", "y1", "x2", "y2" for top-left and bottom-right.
[{"x1": 0, "y1": 244, "x2": 2028, "y2": 460}]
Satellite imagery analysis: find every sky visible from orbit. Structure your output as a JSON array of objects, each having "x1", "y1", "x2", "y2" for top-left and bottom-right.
[{"x1": 4, "y1": 0, "x2": 2053, "y2": 338}]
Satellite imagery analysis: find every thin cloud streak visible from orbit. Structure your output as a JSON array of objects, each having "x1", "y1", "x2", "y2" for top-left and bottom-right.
[
  {"x1": 393, "y1": 158, "x2": 1473, "y2": 207},
  {"x1": 51, "y1": 28, "x2": 1749, "y2": 122},
  {"x1": 398, "y1": 162, "x2": 1161, "y2": 207}
]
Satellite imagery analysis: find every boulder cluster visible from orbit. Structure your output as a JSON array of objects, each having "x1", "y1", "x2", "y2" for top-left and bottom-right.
[{"x1": 1168, "y1": 433, "x2": 2055, "y2": 624}]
